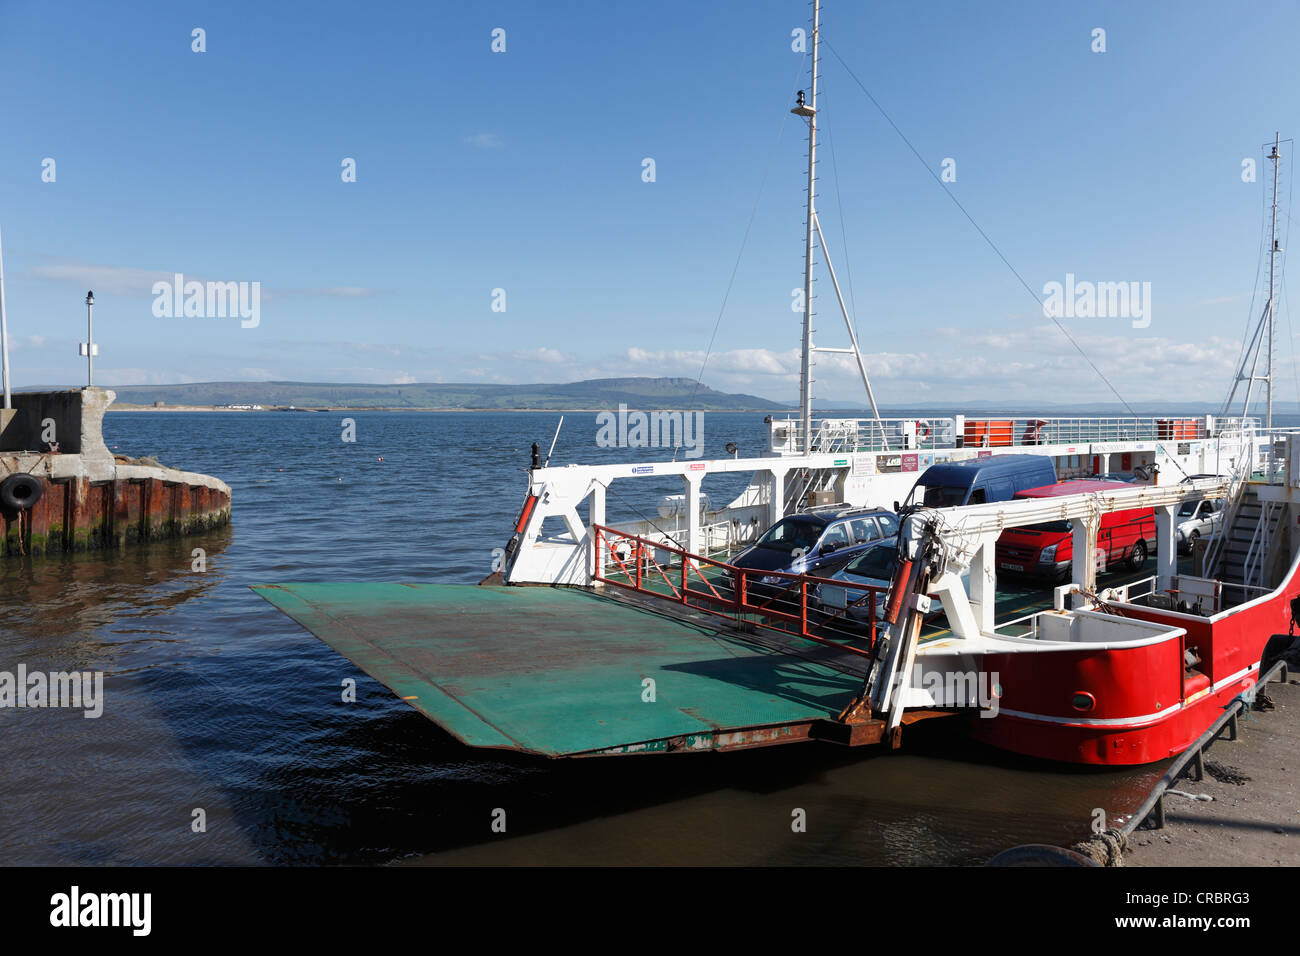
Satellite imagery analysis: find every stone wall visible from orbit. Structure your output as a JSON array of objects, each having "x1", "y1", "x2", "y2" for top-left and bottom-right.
[
  {"x1": 0, "y1": 387, "x2": 232, "y2": 558},
  {"x1": 0, "y1": 387, "x2": 115, "y2": 458}
]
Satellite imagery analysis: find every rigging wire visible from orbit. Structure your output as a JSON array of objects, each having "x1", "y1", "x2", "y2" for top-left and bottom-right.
[
  {"x1": 822, "y1": 39, "x2": 1148, "y2": 422},
  {"x1": 596, "y1": 477, "x2": 688, "y2": 550},
  {"x1": 1279, "y1": 147, "x2": 1297, "y2": 407},
  {"x1": 819, "y1": 87, "x2": 869, "y2": 380},
  {"x1": 687, "y1": 51, "x2": 808, "y2": 412}
]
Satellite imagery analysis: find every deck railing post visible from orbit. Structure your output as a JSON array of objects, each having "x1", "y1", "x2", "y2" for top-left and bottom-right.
[
  {"x1": 1178, "y1": 635, "x2": 1186, "y2": 702},
  {"x1": 801, "y1": 579, "x2": 808, "y2": 637}
]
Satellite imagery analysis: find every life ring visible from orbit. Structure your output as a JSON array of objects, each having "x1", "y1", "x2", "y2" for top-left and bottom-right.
[
  {"x1": 0, "y1": 473, "x2": 43, "y2": 511},
  {"x1": 607, "y1": 538, "x2": 636, "y2": 565},
  {"x1": 916, "y1": 420, "x2": 930, "y2": 441}
]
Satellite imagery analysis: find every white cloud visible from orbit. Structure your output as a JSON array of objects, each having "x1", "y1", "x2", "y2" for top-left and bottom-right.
[
  {"x1": 510, "y1": 347, "x2": 571, "y2": 364},
  {"x1": 23, "y1": 257, "x2": 384, "y2": 300},
  {"x1": 266, "y1": 286, "x2": 389, "y2": 301},
  {"x1": 25, "y1": 261, "x2": 173, "y2": 296}
]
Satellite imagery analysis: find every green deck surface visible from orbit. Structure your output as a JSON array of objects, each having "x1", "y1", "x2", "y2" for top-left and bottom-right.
[{"x1": 252, "y1": 582, "x2": 861, "y2": 757}]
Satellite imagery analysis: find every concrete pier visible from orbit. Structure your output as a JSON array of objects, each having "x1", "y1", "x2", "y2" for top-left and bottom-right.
[
  {"x1": 0, "y1": 387, "x2": 230, "y2": 557},
  {"x1": 1128, "y1": 675, "x2": 1300, "y2": 866}
]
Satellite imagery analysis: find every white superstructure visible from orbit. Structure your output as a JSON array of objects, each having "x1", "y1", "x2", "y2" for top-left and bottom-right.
[{"x1": 503, "y1": 413, "x2": 1264, "y2": 586}]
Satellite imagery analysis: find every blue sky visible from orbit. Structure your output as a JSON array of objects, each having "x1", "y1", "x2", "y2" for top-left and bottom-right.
[{"x1": 1, "y1": 0, "x2": 1298, "y2": 406}]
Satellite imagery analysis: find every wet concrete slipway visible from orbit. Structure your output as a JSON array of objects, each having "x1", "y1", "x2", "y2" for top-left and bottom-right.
[{"x1": 1127, "y1": 677, "x2": 1300, "y2": 867}]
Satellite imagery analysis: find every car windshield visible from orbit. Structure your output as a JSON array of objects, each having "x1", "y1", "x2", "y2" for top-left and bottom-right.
[
  {"x1": 843, "y1": 546, "x2": 898, "y2": 581},
  {"x1": 913, "y1": 484, "x2": 966, "y2": 507},
  {"x1": 1178, "y1": 501, "x2": 1198, "y2": 517},
  {"x1": 755, "y1": 517, "x2": 824, "y2": 552},
  {"x1": 1010, "y1": 519, "x2": 1073, "y2": 534}
]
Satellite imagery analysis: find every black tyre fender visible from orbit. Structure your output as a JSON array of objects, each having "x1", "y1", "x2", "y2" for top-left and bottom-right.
[
  {"x1": 985, "y1": 844, "x2": 1098, "y2": 867},
  {"x1": 0, "y1": 473, "x2": 43, "y2": 511}
]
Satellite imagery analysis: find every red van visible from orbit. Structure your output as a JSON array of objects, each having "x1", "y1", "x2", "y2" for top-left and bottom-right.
[{"x1": 995, "y1": 480, "x2": 1155, "y2": 582}]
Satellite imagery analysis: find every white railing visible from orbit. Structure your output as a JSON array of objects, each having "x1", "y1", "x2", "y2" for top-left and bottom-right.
[
  {"x1": 1255, "y1": 427, "x2": 1300, "y2": 482},
  {"x1": 769, "y1": 414, "x2": 1261, "y2": 455},
  {"x1": 993, "y1": 610, "x2": 1047, "y2": 638}
]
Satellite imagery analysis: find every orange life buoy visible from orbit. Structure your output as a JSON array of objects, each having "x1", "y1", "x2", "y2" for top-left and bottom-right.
[{"x1": 606, "y1": 537, "x2": 638, "y2": 565}]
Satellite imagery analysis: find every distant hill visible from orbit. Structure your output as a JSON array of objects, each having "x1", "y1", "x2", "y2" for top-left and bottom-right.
[{"x1": 72, "y1": 377, "x2": 789, "y2": 411}]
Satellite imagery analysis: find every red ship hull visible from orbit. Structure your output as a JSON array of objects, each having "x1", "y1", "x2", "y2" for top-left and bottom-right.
[{"x1": 965, "y1": 558, "x2": 1294, "y2": 765}]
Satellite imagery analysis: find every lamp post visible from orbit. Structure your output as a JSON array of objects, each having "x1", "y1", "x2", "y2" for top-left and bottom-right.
[
  {"x1": 0, "y1": 225, "x2": 10, "y2": 409},
  {"x1": 80, "y1": 291, "x2": 96, "y2": 387}
]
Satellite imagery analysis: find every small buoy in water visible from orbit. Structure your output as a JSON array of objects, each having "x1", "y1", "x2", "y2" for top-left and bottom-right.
[
  {"x1": 377, "y1": 456, "x2": 383, "y2": 461},
  {"x1": 337, "y1": 477, "x2": 343, "y2": 482}
]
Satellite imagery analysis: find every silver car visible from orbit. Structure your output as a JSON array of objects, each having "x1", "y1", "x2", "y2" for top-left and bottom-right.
[
  {"x1": 1175, "y1": 498, "x2": 1222, "y2": 554},
  {"x1": 811, "y1": 542, "x2": 969, "y2": 630}
]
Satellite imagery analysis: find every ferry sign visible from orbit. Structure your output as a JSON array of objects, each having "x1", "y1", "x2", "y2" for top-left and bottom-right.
[
  {"x1": 632, "y1": 465, "x2": 654, "y2": 475},
  {"x1": 1092, "y1": 441, "x2": 1154, "y2": 453}
]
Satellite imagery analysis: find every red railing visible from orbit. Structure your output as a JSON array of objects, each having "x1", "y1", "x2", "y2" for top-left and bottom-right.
[{"x1": 593, "y1": 524, "x2": 885, "y2": 657}]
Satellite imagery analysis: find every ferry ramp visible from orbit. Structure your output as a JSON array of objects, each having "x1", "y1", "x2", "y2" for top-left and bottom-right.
[{"x1": 252, "y1": 582, "x2": 875, "y2": 757}]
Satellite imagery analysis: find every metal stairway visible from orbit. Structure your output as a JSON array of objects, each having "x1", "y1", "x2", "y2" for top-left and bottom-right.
[
  {"x1": 1214, "y1": 484, "x2": 1284, "y2": 590},
  {"x1": 785, "y1": 467, "x2": 840, "y2": 513}
]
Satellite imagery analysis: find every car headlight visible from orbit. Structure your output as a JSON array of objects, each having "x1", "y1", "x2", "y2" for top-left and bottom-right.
[{"x1": 1039, "y1": 544, "x2": 1058, "y2": 563}]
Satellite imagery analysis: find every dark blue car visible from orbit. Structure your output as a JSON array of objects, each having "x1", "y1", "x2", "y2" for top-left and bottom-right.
[{"x1": 722, "y1": 507, "x2": 901, "y2": 599}]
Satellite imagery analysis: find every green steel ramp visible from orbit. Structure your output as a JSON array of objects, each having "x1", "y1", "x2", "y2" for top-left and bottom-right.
[{"x1": 252, "y1": 582, "x2": 867, "y2": 757}]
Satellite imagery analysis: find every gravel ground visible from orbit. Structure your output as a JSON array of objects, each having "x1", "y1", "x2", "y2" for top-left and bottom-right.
[{"x1": 1128, "y1": 673, "x2": 1300, "y2": 866}]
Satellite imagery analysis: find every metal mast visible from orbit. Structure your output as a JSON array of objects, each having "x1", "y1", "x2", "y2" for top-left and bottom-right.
[
  {"x1": 1224, "y1": 134, "x2": 1285, "y2": 433},
  {"x1": 795, "y1": 0, "x2": 820, "y2": 454},
  {"x1": 1266, "y1": 131, "x2": 1280, "y2": 432},
  {"x1": 791, "y1": 0, "x2": 887, "y2": 453}
]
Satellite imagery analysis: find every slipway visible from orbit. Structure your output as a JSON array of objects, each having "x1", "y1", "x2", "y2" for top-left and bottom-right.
[{"x1": 251, "y1": 582, "x2": 879, "y2": 757}]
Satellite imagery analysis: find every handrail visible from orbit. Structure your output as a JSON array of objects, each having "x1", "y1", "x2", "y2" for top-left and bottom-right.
[
  {"x1": 1200, "y1": 447, "x2": 1257, "y2": 577},
  {"x1": 770, "y1": 414, "x2": 1261, "y2": 455},
  {"x1": 1241, "y1": 499, "x2": 1273, "y2": 589},
  {"x1": 593, "y1": 523, "x2": 887, "y2": 658}
]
